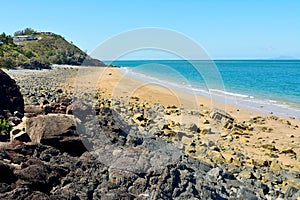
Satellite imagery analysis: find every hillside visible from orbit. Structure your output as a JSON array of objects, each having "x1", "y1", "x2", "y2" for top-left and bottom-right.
[{"x1": 0, "y1": 29, "x2": 104, "y2": 69}]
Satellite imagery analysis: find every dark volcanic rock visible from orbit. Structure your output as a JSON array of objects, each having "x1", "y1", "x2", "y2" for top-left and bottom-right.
[
  {"x1": 14, "y1": 158, "x2": 67, "y2": 193},
  {"x1": 19, "y1": 59, "x2": 51, "y2": 70},
  {"x1": 0, "y1": 135, "x2": 270, "y2": 200},
  {"x1": 0, "y1": 69, "x2": 24, "y2": 117},
  {"x1": 66, "y1": 100, "x2": 93, "y2": 120},
  {"x1": 12, "y1": 131, "x2": 31, "y2": 143},
  {"x1": 26, "y1": 114, "x2": 87, "y2": 156},
  {"x1": 50, "y1": 97, "x2": 72, "y2": 114},
  {"x1": 82, "y1": 57, "x2": 105, "y2": 66},
  {"x1": 0, "y1": 161, "x2": 17, "y2": 184},
  {"x1": 0, "y1": 187, "x2": 53, "y2": 200}
]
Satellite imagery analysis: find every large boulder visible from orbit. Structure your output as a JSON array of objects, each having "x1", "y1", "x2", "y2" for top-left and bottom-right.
[
  {"x1": 26, "y1": 114, "x2": 86, "y2": 156},
  {"x1": 210, "y1": 108, "x2": 234, "y2": 122},
  {"x1": 0, "y1": 69, "x2": 24, "y2": 117},
  {"x1": 66, "y1": 100, "x2": 92, "y2": 120},
  {"x1": 210, "y1": 108, "x2": 235, "y2": 129}
]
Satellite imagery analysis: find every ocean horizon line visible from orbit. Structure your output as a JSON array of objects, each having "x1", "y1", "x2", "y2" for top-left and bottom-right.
[{"x1": 103, "y1": 58, "x2": 300, "y2": 62}]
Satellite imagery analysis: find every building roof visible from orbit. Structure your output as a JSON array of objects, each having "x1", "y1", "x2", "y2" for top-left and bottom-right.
[{"x1": 14, "y1": 35, "x2": 34, "y2": 38}]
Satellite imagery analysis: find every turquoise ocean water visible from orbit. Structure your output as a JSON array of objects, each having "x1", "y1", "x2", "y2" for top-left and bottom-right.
[{"x1": 105, "y1": 60, "x2": 300, "y2": 118}]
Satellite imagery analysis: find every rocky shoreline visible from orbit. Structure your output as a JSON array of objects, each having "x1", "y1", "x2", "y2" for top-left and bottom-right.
[{"x1": 0, "y1": 66, "x2": 299, "y2": 199}]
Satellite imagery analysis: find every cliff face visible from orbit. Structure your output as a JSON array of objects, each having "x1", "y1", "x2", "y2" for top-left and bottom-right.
[{"x1": 0, "y1": 31, "x2": 104, "y2": 69}]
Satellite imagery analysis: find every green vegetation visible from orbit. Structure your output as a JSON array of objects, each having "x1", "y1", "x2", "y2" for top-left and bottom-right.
[
  {"x1": 0, "y1": 28, "x2": 104, "y2": 69},
  {"x1": 0, "y1": 118, "x2": 12, "y2": 133},
  {"x1": 14, "y1": 27, "x2": 37, "y2": 36},
  {"x1": 0, "y1": 32, "x2": 13, "y2": 44}
]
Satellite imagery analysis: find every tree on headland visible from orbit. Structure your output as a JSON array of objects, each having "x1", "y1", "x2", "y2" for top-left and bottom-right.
[
  {"x1": 0, "y1": 32, "x2": 13, "y2": 44},
  {"x1": 14, "y1": 28, "x2": 37, "y2": 36}
]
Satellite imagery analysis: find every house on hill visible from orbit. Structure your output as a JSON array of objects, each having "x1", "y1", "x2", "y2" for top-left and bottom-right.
[{"x1": 13, "y1": 35, "x2": 37, "y2": 45}]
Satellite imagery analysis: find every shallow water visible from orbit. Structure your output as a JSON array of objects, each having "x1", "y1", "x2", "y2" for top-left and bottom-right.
[{"x1": 106, "y1": 60, "x2": 300, "y2": 118}]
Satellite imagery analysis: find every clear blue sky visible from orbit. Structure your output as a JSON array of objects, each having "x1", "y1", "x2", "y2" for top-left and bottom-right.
[{"x1": 1, "y1": 0, "x2": 299, "y2": 59}]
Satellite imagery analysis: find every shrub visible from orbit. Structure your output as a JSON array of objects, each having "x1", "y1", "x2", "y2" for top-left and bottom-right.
[
  {"x1": 0, "y1": 118, "x2": 12, "y2": 132},
  {"x1": 23, "y1": 50, "x2": 35, "y2": 58}
]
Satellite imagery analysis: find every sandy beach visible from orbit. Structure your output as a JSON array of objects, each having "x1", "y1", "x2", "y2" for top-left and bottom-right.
[
  {"x1": 56, "y1": 66, "x2": 300, "y2": 171},
  {"x1": 4, "y1": 65, "x2": 300, "y2": 198}
]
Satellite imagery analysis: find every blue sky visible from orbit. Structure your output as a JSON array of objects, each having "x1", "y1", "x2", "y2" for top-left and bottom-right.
[{"x1": 1, "y1": 0, "x2": 299, "y2": 59}]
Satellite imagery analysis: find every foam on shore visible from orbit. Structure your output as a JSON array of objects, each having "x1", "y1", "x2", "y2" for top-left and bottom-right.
[{"x1": 119, "y1": 67, "x2": 300, "y2": 119}]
